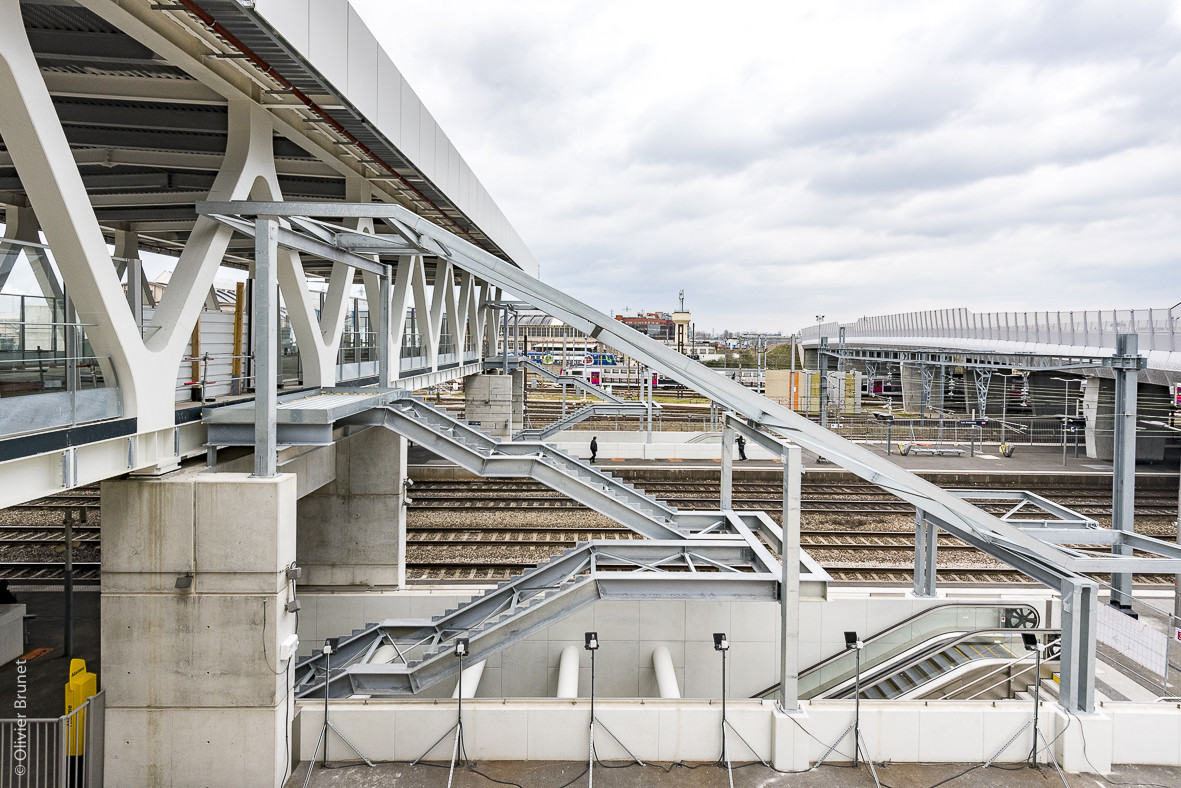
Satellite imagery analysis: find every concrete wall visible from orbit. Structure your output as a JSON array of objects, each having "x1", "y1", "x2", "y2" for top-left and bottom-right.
[
  {"x1": 1083, "y1": 378, "x2": 1168, "y2": 462},
  {"x1": 463, "y1": 373, "x2": 513, "y2": 438},
  {"x1": 297, "y1": 427, "x2": 407, "y2": 588},
  {"x1": 294, "y1": 590, "x2": 1046, "y2": 700},
  {"x1": 101, "y1": 472, "x2": 298, "y2": 788},
  {"x1": 901, "y1": 362, "x2": 944, "y2": 414},
  {"x1": 294, "y1": 697, "x2": 1132, "y2": 771}
]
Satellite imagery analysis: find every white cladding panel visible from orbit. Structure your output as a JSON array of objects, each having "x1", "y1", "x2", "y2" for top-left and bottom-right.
[
  {"x1": 251, "y1": 0, "x2": 539, "y2": 276},
  {"x1": 346, "y1": 7, "x2": 378, "y2": 120}
]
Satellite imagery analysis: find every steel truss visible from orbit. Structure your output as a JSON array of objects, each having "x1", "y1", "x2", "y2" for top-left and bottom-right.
[
  {"x1": 196, "y1": 201, "x2": 1181, "y2": 712},
  {"x1": 294, "y1": 537, "x2": 828, "y2": 698}
]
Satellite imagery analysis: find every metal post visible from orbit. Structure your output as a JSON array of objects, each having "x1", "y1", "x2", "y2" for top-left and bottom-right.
[
  {"x1": 377, "y1": 265, "x2": 391, "y2": 386},
  {"x1": 1058, "y1": 578, "x2": 1097, "y2": 713},
  {"x1": 721, "y1": 416, "x2": 734, "y2": 510},
  {"x1": 589, "y1": 646, "x2": 595, "y2": 788},
  {"x1": 64, "y1": 511, "x2": 73, "y2": 658},
  {"x1": 786, "y1": 334, "x2": 796, "y2": 409},
  {"x1": 646, "y1": 367, "x2": 653, "y2": 443},
  {"x1": 253, "y1": 217, "x2": 278, "y2": 477},
  {"x1": 780, "y1": 444, "x2": 802, "y2": 711},
  {"x1": 1111, "y1": 333, "x2": 1139, "y2": 608},
  {"x1": 853, "y1": 646, "x2": 861, "y2": 767},
  {"x1": 1031, "y1": 641, "x2": 1042, "y2": 767},
  {"x1": 913, "y1": 509, "x2": 937, "y2": 597},
  {"x1": 818, "y1": 338, "x2": 828, "y2": 428},
  {"x1": 502, "y1": 307, "x2": 509, "y2": 375}
]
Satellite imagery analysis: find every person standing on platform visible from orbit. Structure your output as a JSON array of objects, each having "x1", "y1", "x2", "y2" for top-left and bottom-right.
[
  {"x1": 590, "y1": 436, "x2": 598, "y2": 464},
  {"x1": 736, "y1": 434, "x2": 747, "y2": 461}
]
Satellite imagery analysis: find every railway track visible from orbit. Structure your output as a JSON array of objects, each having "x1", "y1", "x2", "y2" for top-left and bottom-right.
[
  {"x1": 407, "y1": 480, "x2": 1180, "y2": 519},
  {"x1": 404, "y1": 477, "x2": 1179, "y2": 582},
  {"x1": 4, "y1": 479, "x2": 1176, "y2": 587}
]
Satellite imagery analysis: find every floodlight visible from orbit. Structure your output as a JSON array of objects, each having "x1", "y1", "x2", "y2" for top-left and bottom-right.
[
  {"x1": 174, "y1": 572, "x2": 193, "y2": 589},
  {"x1": 454, "y1": 638, "x2": 469, "y2": 658},
  {"x1": 844, "y1": 631, "x2": 861, "y2": 650},
  {"x1": 1022, "y1": 633, "x2": 1039, "y2": 652},
  {"x1": 584, "y1": 631, "x2": 599, "y2": 651},
  {"x1": 323, "y1": 637, "x2": 339, "y2": 655},
  {"x1": 713, "y1": 632, "x2": 728, "y2": 652}
]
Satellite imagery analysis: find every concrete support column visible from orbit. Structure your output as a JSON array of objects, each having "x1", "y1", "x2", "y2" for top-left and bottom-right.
[
  {"x1": 297, "y1": 427, "x2": 407, "y2": 588},
  {"x1": 901, "y1": 362, "x2": 943, "y2": 415},
  {"x1": 721, "y1": 416, "x2": 734, "y2": 509},
  {"x1": 1058, "y1": 578, "x2": 1098, "y2": 713},
  {"x1": 510, "y1": 368, "x2": 525, "y2": 435},
  {"x1": 101, "y1": 472, "x2": 297, "y2": 787},
  {"x1": 463, "y1": 373, "x2": 513, "y2": 438},
  {"x1": 913, "y1": 509, "x2": 937, "y2": 597}
]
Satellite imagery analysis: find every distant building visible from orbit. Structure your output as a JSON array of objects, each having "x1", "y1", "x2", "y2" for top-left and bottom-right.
[{"x1": 614, "y1": 310, "x2": 674, "y2": 340}]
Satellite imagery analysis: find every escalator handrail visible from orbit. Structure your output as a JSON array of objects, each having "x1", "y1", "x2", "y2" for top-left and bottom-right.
[
  {"x1": 825, "y1": 627, "x2": 1059, "y2": 700},
  {"x1": 756, "y1": 601, "x2": 1041, "y2": 699}
]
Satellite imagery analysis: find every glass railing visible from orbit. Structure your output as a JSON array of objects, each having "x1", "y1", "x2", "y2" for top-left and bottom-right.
[{"x1": 793, "y1": 602, "x2": 1041, "y2": 700}]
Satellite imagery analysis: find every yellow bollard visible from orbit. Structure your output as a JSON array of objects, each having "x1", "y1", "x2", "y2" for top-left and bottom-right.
[{"x1": 64, "y1": 658, "x2": 97, "y2": 756}]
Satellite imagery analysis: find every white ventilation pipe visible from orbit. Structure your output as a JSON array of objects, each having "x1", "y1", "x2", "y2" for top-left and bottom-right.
[
  {"x1": 451, "y1": 660, "x2": 486, "y2": 699},
  {"x1": 652, "y1": 646, "x2": 680, "y2": 699},
  {"x1": 556, "y1": 645, "x2": 581, "y2": 698}
]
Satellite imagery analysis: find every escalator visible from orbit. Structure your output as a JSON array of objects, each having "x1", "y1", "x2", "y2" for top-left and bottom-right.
[{"x1": 762, "y1": 602, "x2": 1055, "y2": 702}]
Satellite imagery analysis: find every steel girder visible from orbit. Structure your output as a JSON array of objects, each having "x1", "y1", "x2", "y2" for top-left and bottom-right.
[{"x1": 195, "y1": 201, "x2": 1181, "y2": 713}]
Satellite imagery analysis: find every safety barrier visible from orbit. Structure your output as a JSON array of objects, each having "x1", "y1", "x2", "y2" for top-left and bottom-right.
[{"x1": 0, "y1": 690, "x2": 104, "y2": 787}]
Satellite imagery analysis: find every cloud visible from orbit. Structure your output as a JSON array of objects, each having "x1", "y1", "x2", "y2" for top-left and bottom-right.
[{"x1": 351, "y1": 0, "x2": 1181, "y2": 332}]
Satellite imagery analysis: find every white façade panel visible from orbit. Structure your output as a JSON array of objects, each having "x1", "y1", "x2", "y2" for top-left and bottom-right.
[
  {"x1": 458, "y1": 161, "x2": 472, "y2": 216},
  {"x1": 308, "y1": 0, "x2": 349, "y2": 95},
  {"x1": 346, "y1": 7, "x2": 378, "y2": 120},
  {"x1": 375, "y1": 51, "x2": 401, "y2": 146},
  {"x1": 254, "y1": 0, "x2": 310, "y2": 57},
  {"x1": 399, "y1": 79, "x2": 421, "y2": 164},
  {"x1": 415, "y1": 108, "x2": 434, "y2": 182},
  {"x1": 433, "y1": 126, "x2": 448, "y2": 193},
  {"x1": 446, "y1": 141, "x2": 461, "y2": 205}
]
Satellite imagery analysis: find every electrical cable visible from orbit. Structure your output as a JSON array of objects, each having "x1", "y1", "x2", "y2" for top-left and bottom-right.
[{"x1": 1066, "y1": 708, "x2": 1175, "y2": 788}]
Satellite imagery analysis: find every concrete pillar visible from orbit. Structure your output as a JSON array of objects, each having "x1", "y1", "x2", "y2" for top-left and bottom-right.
[
  {"x1": 511, "y1": 368, "x2": 525, "y2": 435},
  {"x1": 900, "y1": 362, "x2": 943, "y2": 415},
  {"x1": 101, "y1": 472, "x2": 297, "y2": 787},
  {"x1": 1084, "y1": 378, "x2": 1166, "y2": 462},
  {"x1": 297, "y1": 427, "x2": 407, "y2": 588},
  {"x1": 913, "y1": 510, "x2": 937, "y2": 597},
  {"x1": 463, "y1": 373, "x2": 513, "y2": 438}
]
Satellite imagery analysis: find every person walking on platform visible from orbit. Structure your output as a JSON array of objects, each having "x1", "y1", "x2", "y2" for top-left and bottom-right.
[
  {"x1": 590, "y1": 436, "x2": 598, "y2": 464},
  {"x1": 736, "y1": 434, "x2": 747, "y2": 461}
]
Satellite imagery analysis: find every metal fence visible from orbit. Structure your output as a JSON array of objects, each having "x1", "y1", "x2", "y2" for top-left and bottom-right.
[
  {"x1": 0, "y1": 691, "x2": 103, "y2": 788},
  {"x1": 800, "y1": 306, "x2": 1181, "y2": 353}
]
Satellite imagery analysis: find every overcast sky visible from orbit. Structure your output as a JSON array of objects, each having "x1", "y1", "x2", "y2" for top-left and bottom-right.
[{"x1": 353, "y1": 0, "x2": 1181, "y2": 334}]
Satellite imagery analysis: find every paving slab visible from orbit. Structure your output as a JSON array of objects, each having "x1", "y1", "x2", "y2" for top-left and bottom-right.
[{"x1": 288, "y1": 758, "x2": 1181, "y2": 788}]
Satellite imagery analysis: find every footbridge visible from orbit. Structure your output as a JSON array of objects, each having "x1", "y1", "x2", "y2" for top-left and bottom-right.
[{"x1": 1, "y1": 2, "x2": 1179, "y2": 785}]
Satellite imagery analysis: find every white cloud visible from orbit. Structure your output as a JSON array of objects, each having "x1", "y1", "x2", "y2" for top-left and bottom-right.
[{"x1": 351, "y1": 0, "x2": 1181, "y2": 332}]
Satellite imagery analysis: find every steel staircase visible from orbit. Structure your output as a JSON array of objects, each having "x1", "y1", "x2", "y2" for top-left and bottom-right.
[
  {"x1": 519, "y1": 358, "x2": 624, "y2": 402},
  {"x1": 346, "y1": 393, "x2": 690, "y2": 540},
  {"x1": 514, "y1": 400, "x2": 652, "y2": 441},
  {"x1": 294, "y1": 537, "x2": 778, "y2": 697}
]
